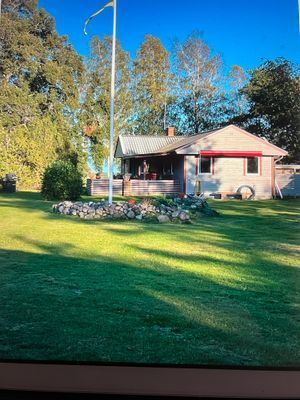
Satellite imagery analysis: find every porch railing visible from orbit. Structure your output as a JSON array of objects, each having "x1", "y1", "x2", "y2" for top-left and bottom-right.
[{"x1": 87, "y1": 179, "x2": 182, "y2": 196}]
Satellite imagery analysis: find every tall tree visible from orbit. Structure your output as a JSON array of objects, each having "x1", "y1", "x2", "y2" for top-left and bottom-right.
[
  {"x1": 1, "y1": 0, "x2": 37, "y2": 17},
  {"x1": 133, "y1": 35, "x2": 171, "y2": 135},
  {"x1": 241, "y1": 59, "x2": 300, "y2": 162},
  {"x1": 82, "y1": 35, "x2": 132, "y2": 171},
  {"x1": 225, "y1": 65, "x2": 248, "y2": 122},
  {"x1": 0, "y1": 0, "x2": 86, "y2": 188},
  {"x1": 170, "y1": 32, "x2": 225, "y2": 134}
]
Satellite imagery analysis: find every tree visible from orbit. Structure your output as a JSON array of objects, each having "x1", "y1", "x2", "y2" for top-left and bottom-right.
[
  {"x1": 133, "y1": 35, "x2": 171, "y2": 135},
  {"x1": 82, "y1": 35, "x2": 132, "y2": 171},
  {"x1": 225, "y1": 65, "x2": 248, "y2": 122},
  {"x1": 0, "y1": 0, "x2": 86, "y2": 188},
  {"x1": 170, "y1": 32, "x2": 225, "y2": 134},
  {"x1": 241, "y1": 59, "x2": 300, "y2": 162},
  {"x1": 1, "y1": 0, "x2": 37, "y2": 18},
  {"x1": 41, "y1": 160, "x2": 82, "y2": 201}
]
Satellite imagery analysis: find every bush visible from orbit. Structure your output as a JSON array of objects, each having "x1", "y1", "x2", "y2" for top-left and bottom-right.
[
  {"x1": 41, "y1": 161, "x2": 83, "y2": 201},
  {"x1": 153, "y1": 196, "x2": 175, "y2": 208}
]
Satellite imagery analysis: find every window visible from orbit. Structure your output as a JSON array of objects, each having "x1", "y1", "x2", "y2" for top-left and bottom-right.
[
  {"x1": 247, "y1": 157, "x2": 259, "y2": 174},
  {"x1": 199, "y1": 156, "x2": 212, "y2": 174}
]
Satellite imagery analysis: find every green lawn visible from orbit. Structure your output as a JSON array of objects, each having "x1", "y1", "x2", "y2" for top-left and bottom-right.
[{"x1": 0, "y1": 191, "x2": 299, "y2": 367}]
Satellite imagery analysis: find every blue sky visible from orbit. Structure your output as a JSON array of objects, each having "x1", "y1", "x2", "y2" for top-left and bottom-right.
[{"x1": 39, "y1": 0, "x2": 299, "y2": 71}]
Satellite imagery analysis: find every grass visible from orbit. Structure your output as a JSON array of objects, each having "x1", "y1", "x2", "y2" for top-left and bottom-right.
[{"x1": 0, "y1": 191, "x2": 299, "y2": 367}]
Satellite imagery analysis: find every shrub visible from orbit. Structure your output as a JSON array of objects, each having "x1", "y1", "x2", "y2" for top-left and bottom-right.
[
  {"x1": 41, "y1": 161, "x2": 83, "y2": 201},
  {"x1": 153, "y1": 196, "x2": 175, "y2": 208}
]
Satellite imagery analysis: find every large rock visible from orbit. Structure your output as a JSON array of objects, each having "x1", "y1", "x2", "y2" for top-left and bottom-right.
[
  {"x1": 171, "y1": 210, "x2": 180, "y2": 218},
  {"x1": 179, "y1": 211, "x2": 190, "y2": 221},
  {"x1": 127, "y1": 210, "x2": 135, "y2": 219},
  {"x1": 157, "y1": 215, "x2": 170, "y2": 223}
]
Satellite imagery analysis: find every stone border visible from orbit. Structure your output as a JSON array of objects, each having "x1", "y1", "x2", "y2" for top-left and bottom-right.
[
  {"x1": 52, "y1": 199, "x2": 191, "y2": 223},
  {"x1": 52, "y1": 195, "x2": 218, "y2": 223}
]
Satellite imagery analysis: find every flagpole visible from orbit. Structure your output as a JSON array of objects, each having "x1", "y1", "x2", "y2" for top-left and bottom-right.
[
  {"x1": 108, "y1": 0, "x2": 117, "y2": 204},
  {"x1": 83, "y1": 0, "x2": 116, "y2": 205}
]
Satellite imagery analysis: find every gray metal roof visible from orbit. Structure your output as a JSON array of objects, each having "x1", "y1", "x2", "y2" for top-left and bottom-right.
[
  {"x1": 155, "y1": 129, "x2": 218, "y2": 154},
  {"x1": 117, "y1": 135, "x2": 183, "y2": 156},
  {"x1": 115, "y1": 128, "x2": 218, "y2": 157},
  {"x1": 115, "y1": 125, "x2": 288, "y2": 158}
]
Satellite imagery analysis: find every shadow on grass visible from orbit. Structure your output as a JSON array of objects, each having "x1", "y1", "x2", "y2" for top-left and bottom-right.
[
  {"x1": 0, "y1": 191, "x2": 52, "y2": 212},
  {"x1": 0, "y1": 234, "x2": 299, "y2": 367},
  {"x1": 1, "y1": 192, "x2": 299, "y2": 366}
]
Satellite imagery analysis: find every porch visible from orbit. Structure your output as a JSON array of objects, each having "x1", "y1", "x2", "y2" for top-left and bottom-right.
[
  {"x1": 87, "y1": 154, "x2": 184, "y2": 197},
  {"x1": 121, "y1": 155, "x2": 184, "y2": 183},
  {"x1": 87, "y1": 178, "x2": 182, "y2": 196}
]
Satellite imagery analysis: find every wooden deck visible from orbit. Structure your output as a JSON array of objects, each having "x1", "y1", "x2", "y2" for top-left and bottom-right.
[{"x1": 87, "y1": 179, "x2": 182, "y2": 196}]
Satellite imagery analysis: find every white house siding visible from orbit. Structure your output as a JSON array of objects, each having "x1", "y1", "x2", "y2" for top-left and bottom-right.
[
  {"x1": 186, "y1": 155, "x2": 273, "y2": 199},
  {"x1": 181, "y1": 126, "x2": 287, "y2": 199}
]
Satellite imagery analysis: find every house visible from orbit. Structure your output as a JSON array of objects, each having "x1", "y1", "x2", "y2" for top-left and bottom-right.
[{"x1": 112, "y1": 125, "x2": 288, "y2": 199}]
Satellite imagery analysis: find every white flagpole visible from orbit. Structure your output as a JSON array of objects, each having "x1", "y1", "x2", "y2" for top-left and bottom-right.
[
  {"x1": 84, "y1": 0, "x2": 116, "y2": 204},
  {"x1": 108, "y1": 0, "x2": 117, "y2": 204}
]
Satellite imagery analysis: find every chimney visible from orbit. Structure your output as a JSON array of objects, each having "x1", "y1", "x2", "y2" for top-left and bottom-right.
[{"x1": 166, "y1": 127, "x2": 175, "y2": 137}]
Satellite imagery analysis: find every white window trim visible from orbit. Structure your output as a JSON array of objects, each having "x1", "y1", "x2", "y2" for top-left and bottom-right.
[
  {"x1": 246, "y1": 156, "x2": 260, "y2": 176},
  {"x1": 199, "y1": 156, "x2": 212, "y2": 175}
]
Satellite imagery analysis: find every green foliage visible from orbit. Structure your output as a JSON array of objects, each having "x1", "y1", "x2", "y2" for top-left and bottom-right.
[
  {"x1": 0, "y1": 1, "x2": 87, "y2": 188},
  {"x1": 41, "y1": 161, "x2": 83, "y2": 201},
  {"x1": 153, "y1": 196, "x2": 176, "y2": 207},
  {"x1": 82, "y1": 35, "x2": 132, "y2": 171},
  {"x1": 133, "y1": 35, "x2": 171, "y2": 135},
  {"x1": 0, "y1": 118, "x2": 60, "y2": 189},
  {"x1": 1, "y1": 0, "x2": 298, "y2": 177},
  {"x1": 170, "y1": 32, "x2": 226, "y2": 133},
  {"x1": 240, "y1": 59, "x2": 300, "y2": 162},
  {"x1": 224, "y1": 65, "x2": 248, "y2": 123}
]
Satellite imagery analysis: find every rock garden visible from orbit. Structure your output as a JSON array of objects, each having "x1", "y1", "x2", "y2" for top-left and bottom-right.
[{"x1": 52, "y1": 194, "x2": 219, "y2": 223}]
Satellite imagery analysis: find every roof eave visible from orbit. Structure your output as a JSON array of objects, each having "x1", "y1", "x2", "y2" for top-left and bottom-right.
[{"x1": 120, "y1": 151, "x2": 173, "y2": 158}]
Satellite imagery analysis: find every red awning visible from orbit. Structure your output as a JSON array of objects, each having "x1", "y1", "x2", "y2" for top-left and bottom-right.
[{"x1": 200, "y1": 151, "x2": 262, "y2": 157}]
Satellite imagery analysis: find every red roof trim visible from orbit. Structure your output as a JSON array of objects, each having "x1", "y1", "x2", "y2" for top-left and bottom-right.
[{"x1": 200, "y1": 151, "x2": 262, "y2": 157}]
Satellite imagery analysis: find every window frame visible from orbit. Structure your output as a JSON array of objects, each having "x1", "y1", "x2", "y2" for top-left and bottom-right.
[
  {"x1": 199, "y1": 156, "x2": 212, "y2": 175},
  {"x1": 246, "y1": 156, "x2": 260, "y2": 175}
]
